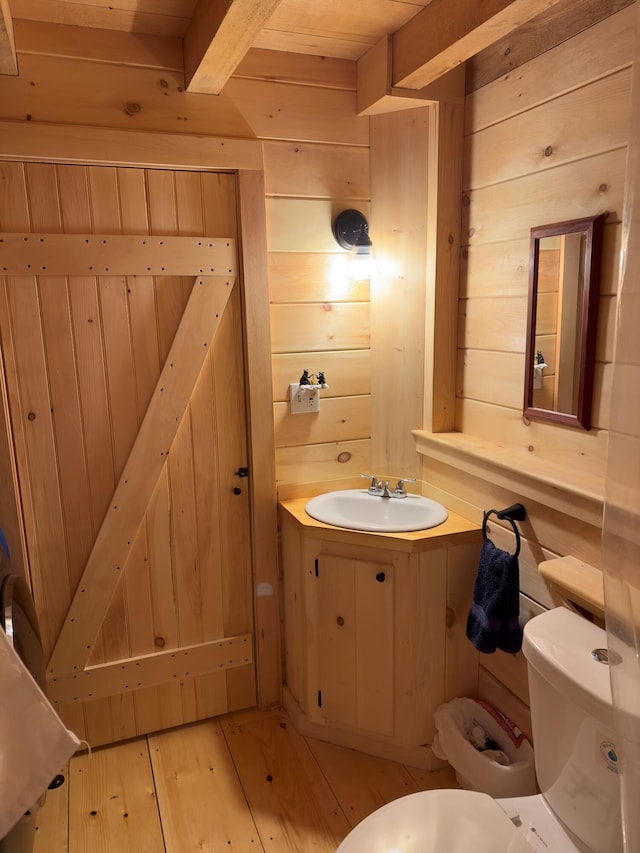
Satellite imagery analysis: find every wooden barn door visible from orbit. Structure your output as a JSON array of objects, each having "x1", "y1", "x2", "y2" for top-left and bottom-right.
[{"x1": 0, "y1": 162, "x2": 256, "y2": 746}]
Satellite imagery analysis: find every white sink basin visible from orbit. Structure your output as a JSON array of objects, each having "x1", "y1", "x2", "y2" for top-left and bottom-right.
[{"x1": 305, "y1": 489, "x2": 448, "y2": 533}]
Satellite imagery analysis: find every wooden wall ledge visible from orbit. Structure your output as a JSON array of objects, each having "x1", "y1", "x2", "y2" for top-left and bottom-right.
[
  {"x1": 538, "y1": 556, "x2": 605, "y2": 622},
  {"x1": 413, "y1": 430, "x2": 604, "y2": 528}
]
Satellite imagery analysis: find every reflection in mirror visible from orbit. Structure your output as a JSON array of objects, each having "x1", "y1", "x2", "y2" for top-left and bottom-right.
[{"x1": 523, "y1": 215, "x2": 604, "y2": 430}]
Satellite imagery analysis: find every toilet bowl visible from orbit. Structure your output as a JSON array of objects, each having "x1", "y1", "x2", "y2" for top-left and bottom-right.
[
  {"x1": 336, "y1": 607, "x2": 623, "y2": 853},
  {"x1": 335, "y1": 788, "x2": 590, "y2": 852},
  {"x1": 336, "y1": 789, "x2": 536, "y2": 852}
]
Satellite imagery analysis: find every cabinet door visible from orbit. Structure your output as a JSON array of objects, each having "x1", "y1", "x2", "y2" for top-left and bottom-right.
[{"x1": 315, "y1": 553, "x2": 394, "y2": 736}]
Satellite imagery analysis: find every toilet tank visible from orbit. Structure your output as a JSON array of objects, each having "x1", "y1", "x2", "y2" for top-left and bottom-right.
[{"x1": 523, "y1": 607, "x2": 622, "y2": 853}]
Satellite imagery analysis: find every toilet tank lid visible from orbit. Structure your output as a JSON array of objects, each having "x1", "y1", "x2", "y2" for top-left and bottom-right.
[{"x1": 523, "y1": 607, "x2": 613, "y2": 718}]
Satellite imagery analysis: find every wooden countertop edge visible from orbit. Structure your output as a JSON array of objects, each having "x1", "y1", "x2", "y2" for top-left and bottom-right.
[{"x1": 278, "y1": 496, "x2": 481, "y2": 553}]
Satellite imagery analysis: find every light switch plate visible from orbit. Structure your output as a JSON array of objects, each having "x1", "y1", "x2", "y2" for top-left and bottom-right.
[{"x1": 290, "y1": 383, "x2": 320, "y2": 414}]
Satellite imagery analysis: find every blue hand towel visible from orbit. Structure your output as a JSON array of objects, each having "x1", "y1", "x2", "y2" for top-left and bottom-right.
[{"x1": 466, "y1": 538, "x2": 523, "y2": 654}]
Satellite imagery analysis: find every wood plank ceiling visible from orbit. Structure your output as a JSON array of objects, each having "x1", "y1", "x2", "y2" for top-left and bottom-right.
[{"x1": 1, "y1": 0, "x2": 576, "y2": 101}]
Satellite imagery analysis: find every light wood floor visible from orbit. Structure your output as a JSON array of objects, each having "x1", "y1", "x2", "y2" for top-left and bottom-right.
[{"x1": 33, "y1": 707, "x2": 458, "y2": 852}]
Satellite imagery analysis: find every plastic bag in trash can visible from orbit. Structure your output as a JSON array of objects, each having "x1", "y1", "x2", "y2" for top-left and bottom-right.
[{"x1": 432, "y1": 697, "x2": 536, "y2": 798}]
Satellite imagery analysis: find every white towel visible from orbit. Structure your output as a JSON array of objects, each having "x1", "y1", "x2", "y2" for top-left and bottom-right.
[{"x1": 0, "y1": 628, "x2": 80, "y2": 838}]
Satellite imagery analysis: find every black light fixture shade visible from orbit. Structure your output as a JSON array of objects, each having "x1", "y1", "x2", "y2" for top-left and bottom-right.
[{"x1": 332, "y1": 209, "x2": 371, "y2": 250}]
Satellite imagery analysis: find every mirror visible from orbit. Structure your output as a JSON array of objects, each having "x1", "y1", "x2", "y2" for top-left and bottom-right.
[{"x1": 523, "y1": 215, "x2": 604, "y2": 430}]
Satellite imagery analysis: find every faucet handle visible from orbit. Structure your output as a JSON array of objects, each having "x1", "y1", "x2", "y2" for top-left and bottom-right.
[
  {"x1": 360, "y1": 473, "x2": 382, "y2": 494},
  {"x1": 394, "y1": 477, "x2": 416, "y2": 496}
]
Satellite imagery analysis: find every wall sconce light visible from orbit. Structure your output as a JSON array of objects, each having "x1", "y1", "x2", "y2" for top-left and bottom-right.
[{"x1": 332, "y1": 209, "x2": 375, "y2": 280}]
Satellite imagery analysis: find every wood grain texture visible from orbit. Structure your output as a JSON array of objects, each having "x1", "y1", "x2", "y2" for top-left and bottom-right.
[
  {"x1": 235, "y1": 47, "x2": 356, "y2": 90},
  {"x1": 274, "y1": 395, "x2": 371, "y2": 448},
  {"x1": 48, "y1": 275, "x2": 234, "y2": 676},
  {"x1": 279, "y1": 514, "x2": 480, "y2": 762},
  {"x1": 14, "y1": 19, "x2": 183, "y2": 69},
  {"x1": 11, "y1": 0, "x2": 191, "y2": 36},
  {"x1": 37, "y1": 708, "x2": 462, "y2": 851},
  {"x1": 149, "y1": 720, "x2": 262, "y2": 850},
  {"x1": 269, "y1": 253, "x2": 370, "y2": 303},
  {"x1": 463, "y1": 67, "x2": 631, "y2": 191},
  {"x1": 263, "y1": 140, "x2": 369, "y2": 199},
  {"x1": 0, "y1": 54, "x2": 254, "y2": 138},
  {"x1": 317, "y1": 553, "x2": 395, "y2": 735},
  {"x1": 463, "y1": 150, "x2": 626, "y2": 246},
  {"x1": 370, "y1": 107, "x2": 429, "y2": 473},
  {"x1": 465, "y1": 5, "x2": 634, "y2": 133},
  {"x1": 307, "y1": 738, "x2": 421, "y2": 826},
  {"x1": 466, "y1": 0, "x2": 633, "y2": 93},
  {"x1": 184, "y1": 0, "x2": 282, "y2": 94},
  {"x1": 275, "y1": 438, "x2": 371, "y2": 489},
  {"x1": 457, "y1": 50, "x2": 618, "y2": 482},
  {"x1": 538, "y1": 554, "x2": 604, "y2": 617},
  {"x1": 392, "y1": 0, "x2": 570, "y2": 90},
  {"x1": 0, "y1": 233, "x2": 237, "y2": 275},
  {"x1": 236, "y1": 169, "x2": 282, "y2": 708},
  {"x1": 48, "y1": 635, "x2": 253, "y2": 705},
  {"x1": 426, "y1": 100, "x2": 464, "y2": 434},
  {"x1": 272, "y1": 350, "x2": 370, "y2": 401},
  {"x1": 226, "y1": 77, "x2": 368, "y2": 144},
  {"x1": 417, "y1": 429, "x2": 604, "y2": 530},
  {"x1": 0, "y1": 120, "x2": 262, "y2": 171},
  {"x1": 1, "y1": 160, "x2": 263, "y2": 746},
  {"x1": 421, "y1": 454, "x2": 603, "y2": 570},
  {"x1": 270, "y1": 302, "x2": 370, "y2": 353},
  {"x1": 68, "y1": 740, "x2": 165, "y2": 852},
  {"x1": 0, "y1": 0, "x2": 17, "y2": 74},
  {"x1": 222, "y1": 710, "x2": 352, "y2": 851}
]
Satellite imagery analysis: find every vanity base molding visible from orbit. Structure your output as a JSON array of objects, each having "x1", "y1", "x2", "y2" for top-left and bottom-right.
[{"x1": 283, "y1": 686, "x2": 443, "y2": 771}]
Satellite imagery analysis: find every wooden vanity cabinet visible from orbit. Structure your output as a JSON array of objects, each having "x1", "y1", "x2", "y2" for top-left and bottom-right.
[{"x1": 279, "y1": 499, "x2": 482, "y2": 767}]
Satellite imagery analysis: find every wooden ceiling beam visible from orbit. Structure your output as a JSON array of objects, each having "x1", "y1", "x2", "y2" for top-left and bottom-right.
[
  {"x1": 0, "y1": 0, "x2": 17, "y2": 75},
  {"x1": 184, "y1": 0, "x2": 283, "y2": 95},
  {"x1": 465, "y1": 0, "x2": 634, "y2": 93},
  {"x1": 392, "y1": 0, "x2": 569, "y2": 90},
  {"x1": 357, "y1": 35, "x2": 465, "y2": 116}
]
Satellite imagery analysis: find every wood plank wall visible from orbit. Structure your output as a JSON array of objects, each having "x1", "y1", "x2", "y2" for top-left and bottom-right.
[
  {"x1": 0, "y1": 23, "x2": 372, "y2": 740},
  {"x1": 2, "y1": 22, "x2": 372, "y2": 499},
  {"x1": 422, "y1": 6, "x2": 634, "y2": 725},
  {"x1": 265, "y1": 122, "x2": 372, "y2": 498},
  {"x1": 5, "y1": 6, "x2": 630, "y2": 742}
]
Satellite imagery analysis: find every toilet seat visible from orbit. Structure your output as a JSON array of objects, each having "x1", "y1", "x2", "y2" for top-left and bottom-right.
[{"x1": 335, "y1": 789, "x2": 536, "y2": 853}]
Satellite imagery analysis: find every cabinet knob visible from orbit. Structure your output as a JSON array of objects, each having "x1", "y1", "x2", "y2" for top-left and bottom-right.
[
  {"x1": 376, "y1": 572, "x2": 386, "y2": 583},
  {"x1": 233, "y1": 487, "x2": 242, "y2": 495},
  {"x1": 336, "y1": 616, "x2": 345, "y2": 627}
]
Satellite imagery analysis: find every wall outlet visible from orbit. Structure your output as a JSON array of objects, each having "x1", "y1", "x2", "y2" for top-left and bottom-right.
[{"x1": 290, "y1": 383, "x2": 320, "y2": 414}]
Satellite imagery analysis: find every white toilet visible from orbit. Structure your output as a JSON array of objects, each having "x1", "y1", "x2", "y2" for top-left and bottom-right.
[{"x1": 336, "y1": 607, "x2": 623, "y2": 853}]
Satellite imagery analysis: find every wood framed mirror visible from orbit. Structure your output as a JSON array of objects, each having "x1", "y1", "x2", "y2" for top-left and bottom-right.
[{"x1": 523, "y1": 214, "x2": 604, "y2": 430}]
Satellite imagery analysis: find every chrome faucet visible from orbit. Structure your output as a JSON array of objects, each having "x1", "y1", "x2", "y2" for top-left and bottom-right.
[{"x1": 360, "y1": 474, "x2": 416, "y2": 499}]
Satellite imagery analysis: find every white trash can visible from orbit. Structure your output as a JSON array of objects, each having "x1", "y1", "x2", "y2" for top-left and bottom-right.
[{"x1": 432, "y1": 697, "x2": 536, "y2": 799}]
